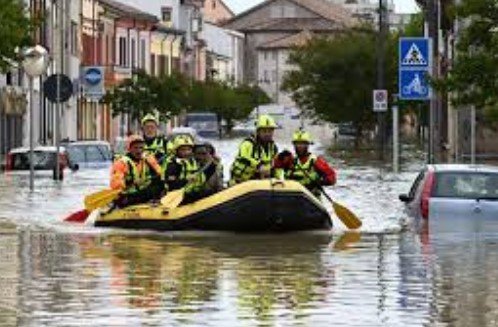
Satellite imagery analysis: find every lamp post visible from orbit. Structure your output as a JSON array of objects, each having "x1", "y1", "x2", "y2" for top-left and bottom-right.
[{"x1": 22, "y1": 45, "x2": 50, "y2": 191}]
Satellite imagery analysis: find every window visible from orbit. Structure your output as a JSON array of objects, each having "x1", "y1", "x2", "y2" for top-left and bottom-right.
[
  {"x1": 263, "y1": 70, "x2": 268, "y2": 82},
  {"x1": 131, "y1": 38, "x2": 136, "y2": 68},
  {"x1": 272, "y1": 51, "x2": 277, "y2": 60},
  {"x1": 70, "y1": 22, "x2": 78, "y2": 55},
  {"x1": 150, "y1": 54, "x2": 156, "y2": 75},
  {"x1": 119, "y1": 37, "x2": 127, "y2": 66},
  {"x1": 140, "y1": 39, "x2": 146, "y2": 69},
  {"x1": 212, "y1": 0, "x2": 216, "y2": 9},
  {"x1": 161, "y1": 7, "x2": 172, "y2": 22},
  {"x1": 264, "y1": 51, "x2": 267, "y2": 60}
]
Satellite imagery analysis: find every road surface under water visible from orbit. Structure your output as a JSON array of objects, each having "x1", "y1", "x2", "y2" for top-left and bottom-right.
[{"x1": 0, "y1": 138, "x2": 496, "y2": 326}]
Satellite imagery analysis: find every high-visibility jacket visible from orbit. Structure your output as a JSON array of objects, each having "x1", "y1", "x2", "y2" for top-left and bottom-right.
[
  {"x1": 143, "y1": 136, "x2": 168, "y2": 162},
  {"x1": 163, "y1": 157, "x2": 205, "y2": 194},
  {"x1": 275, "y1": 153, "x2": 336, "y2": 197},
  {"x1": 110, "y1": 154, "x2": 162, "y2": 195},
  {"x1": 230, "y1": 136, "x2": 278, "y2": 184}
]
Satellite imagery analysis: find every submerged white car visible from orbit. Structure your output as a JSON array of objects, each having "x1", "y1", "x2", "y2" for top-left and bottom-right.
[{"x1": 399, "y1": 164, "x2": 498, "y2": 231}]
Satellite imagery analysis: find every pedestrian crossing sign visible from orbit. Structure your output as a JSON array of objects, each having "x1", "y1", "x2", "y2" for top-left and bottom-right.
[
  {"x1": 399, "y1": 38, "x2": 430, "y2": 69},
  {"x1": 399, "y1": 37, "x2": 432, "y2": 101}
]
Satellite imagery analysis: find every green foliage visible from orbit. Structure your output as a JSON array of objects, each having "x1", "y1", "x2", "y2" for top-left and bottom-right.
[
  {"x1": 282, "y1": 28, "x2": 398, "y2": 136},
  {"x1": 104, "y1": 70, "x2": 188, "y2": 122},
  {"x1": 434, "y1": 0, "x2": 498, "y2": 114},
  {"x1": 105, "y1": 70, "x2": 270, "y2": 133},
  {"x1": 403, "y1": 12, "x2": 424, "y2": 37},
  {"x1": 185, "y1": 80, "x2": 270, "y2": 133},
  {"x1": 0, "y1": 0, "x2": 37, "y2": 72}
]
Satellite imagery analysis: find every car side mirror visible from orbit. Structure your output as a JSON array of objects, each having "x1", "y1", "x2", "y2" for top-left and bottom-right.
[{"x1": 399, "y1": 194, "x2": 411, "y2": 203}]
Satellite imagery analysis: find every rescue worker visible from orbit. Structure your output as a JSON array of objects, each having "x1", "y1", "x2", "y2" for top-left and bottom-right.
[
  {"x1": 274, "y1": 130, "x2": 336, "y2": 198},
  {"x1": 229, "y1": 115, "x2": 279, "y2": 185},
  {"x1": 162, "y1": 135, "x2": 207, "y2": 204},
  {"x1": 141, "y1": 113, "x2": 168, "y2": 163},
  {"x1": 194, "y1": 143, "x2": 224, "y2": 196},
  {"x1": 110, "y1": 135, "x2": 164, "y2": 208}
]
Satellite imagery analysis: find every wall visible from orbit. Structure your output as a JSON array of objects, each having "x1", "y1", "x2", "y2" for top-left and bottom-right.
[{"x1": 203, "y1": 0, "x2": 234, "y2": 24}]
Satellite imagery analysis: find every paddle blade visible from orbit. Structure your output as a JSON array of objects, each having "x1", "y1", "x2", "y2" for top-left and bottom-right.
[
  {"x1": 333, "y1": 232, "x2": 361, "y2": 251},
  {"x1": 84, "y1": 189, "x2": 120, "y2": 211},
  {"x1": 332, "y1": 202, "x2": 362, "y2": 230},
  {"x1": 64, "y1": 209, "x2": 89, "y2": 223},
  {"x1": 160, "y1": 189, "x2": 185, "y2": 209}
]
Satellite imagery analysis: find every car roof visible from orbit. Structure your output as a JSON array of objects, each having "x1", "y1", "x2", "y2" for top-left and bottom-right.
[
  {"x1": 9, "y1": 146, "x2": 66, "y2": 154},
  {"x1": 63, "y1": 140, "x2": 111, "y2": 146},
  {"x1": 430, "y1": 164, "x2": 498, "y2": 173}
]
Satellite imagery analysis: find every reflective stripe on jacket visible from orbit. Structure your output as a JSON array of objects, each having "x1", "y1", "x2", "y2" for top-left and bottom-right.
[
  {"x1": 110, "y1": 154, "x2": 162, "y2": 194},
  {"x1": 163, "y1": 157, "x2": 205, "y2": 194},
  {"x1": 230, "y1": 136, "x2": 278, "y2": 183}
]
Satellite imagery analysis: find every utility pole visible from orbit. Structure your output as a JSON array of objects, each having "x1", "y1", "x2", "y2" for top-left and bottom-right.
[
  {"x1": 377, "y1": 0, "x2": 387, "y2": 161},
  {"x1": 426, "y1": 0, "x2": 439, "y2": 163}
]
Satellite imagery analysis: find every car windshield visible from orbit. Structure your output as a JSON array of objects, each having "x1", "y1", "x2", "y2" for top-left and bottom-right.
[
  {"x1": 434, "y1": 172, "x2": 498, "y2": 199},
  {"x1": 11, "y1": 151, "x2": 57, "y2": 170},
  {"x1": 66, "y1": 144, "x2": 112, "y2": 163}
]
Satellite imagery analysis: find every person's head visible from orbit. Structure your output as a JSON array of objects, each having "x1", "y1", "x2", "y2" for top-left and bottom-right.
[
  {"x1": 174, "y1": 135, "x2": 195, "y2": 159},
  {"x1": 292, "y1": 130, "x2": 313, "y2": 156},
  {"x1": 126, "y1": 134, "x2": 145, "y2": 160},
  {"x1": 194, "y1": 143, "x2": 212, "y2": 164},
  {"x1": 256, "y1": 115, "x2": 277, "y2": 143},
  {"x1": 141, "y1": 114, "x2": 159, "y2": 138}
]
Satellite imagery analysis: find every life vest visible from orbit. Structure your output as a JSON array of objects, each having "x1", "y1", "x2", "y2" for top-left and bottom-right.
[
  {"x1": 144, "y1": 136, "x2": 167, "y2": 160},
  {"x1": 164, "y1": 157, "x2": 205, "y2": 193},
  {"x1": 286, "y1": 154, "x2": 321, "y2": 195},
  {"x1": 119, "y1": 155, "x2": 162, "y2": 195},
  {"x1": 230, "y1": 136, "x2": 278, "y2": 183}
]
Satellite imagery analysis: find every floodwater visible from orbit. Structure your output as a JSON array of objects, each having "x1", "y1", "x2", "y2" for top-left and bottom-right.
[{"x1": 0, "y1": 138, "x2": 497, "y2": 326}]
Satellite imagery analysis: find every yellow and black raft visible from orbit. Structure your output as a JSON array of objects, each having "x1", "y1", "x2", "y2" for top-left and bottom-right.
[{"x1": 94, "y1": 180, "x2": 333, "y2": 232}]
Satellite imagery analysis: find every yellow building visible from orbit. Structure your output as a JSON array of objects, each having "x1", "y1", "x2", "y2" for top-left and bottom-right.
[{"x1": 150, "y1": 24, "x2": 185, "y2": 132}]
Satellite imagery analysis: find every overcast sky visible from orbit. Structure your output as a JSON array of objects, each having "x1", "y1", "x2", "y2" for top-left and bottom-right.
[{"x1": 118, "y1": 0, "x2": 419, "y2": 17}]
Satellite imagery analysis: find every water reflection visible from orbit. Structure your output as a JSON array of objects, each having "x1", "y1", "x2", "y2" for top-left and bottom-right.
[{"x1": 2, "y1": 224, "x2": 498, "y2": 326}]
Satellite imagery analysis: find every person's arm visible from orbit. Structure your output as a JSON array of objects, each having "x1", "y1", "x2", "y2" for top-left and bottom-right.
[
  {"x1": 110, "y1": 161, "x2": 128, "y2": 191},
  {"x1": 314, "y1": 156, "x2": 336, "y2": 186},
  {"x1": 165, "y1": 161, "x2": 186, "y2": 190},
  {"x1": 237, "y1": 140, "x2": 259, "y2": 169}
]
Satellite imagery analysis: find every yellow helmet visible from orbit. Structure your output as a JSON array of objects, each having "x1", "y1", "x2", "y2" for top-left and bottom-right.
[
  {"x1": 255, "y1": 115, "x2": 278, "y2": 129},
  {"x1": 292, "y1": 130, "x2": 313, "y2": 144},
  {"x1": 141, "y1": 113, "x2": 159, "y2": 126},
  {"x1": 173, "y1": 135, "x2": 195, "y2": 151}
]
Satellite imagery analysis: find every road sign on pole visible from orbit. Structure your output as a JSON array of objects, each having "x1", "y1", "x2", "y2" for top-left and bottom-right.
[
  {"x1": 373, "y1": 89, "x2": 388, "y2": 112},
  {"x1": 399, "y1": 37, "x2": 432, "y2": 101}
]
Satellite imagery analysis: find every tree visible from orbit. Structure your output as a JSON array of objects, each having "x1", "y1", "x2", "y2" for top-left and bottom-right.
[
  {"x1": 434, "y1": 0, "x2": 498, "y2": 116},
  {"x1": 185, "y1": 80, "x2": 270, "y2": 134},
  {"x1": 104, "y1": 70, "x2": 187, "y2": 122},
  {"x1": 0, "y1": 0, "x2": 36, "y2": 72},
  {"x1": 282, "y1": 28, "x2": 398, "y2": 145}
]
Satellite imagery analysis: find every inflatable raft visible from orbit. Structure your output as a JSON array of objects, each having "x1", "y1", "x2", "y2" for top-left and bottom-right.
[{"x1": 94, "y1": 180, "x2": 332, "y2": 232}]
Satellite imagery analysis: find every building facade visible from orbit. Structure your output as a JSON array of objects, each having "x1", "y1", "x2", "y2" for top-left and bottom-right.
[{"x1": 224, "y1": 0, "x2": 355, "y2": 105}]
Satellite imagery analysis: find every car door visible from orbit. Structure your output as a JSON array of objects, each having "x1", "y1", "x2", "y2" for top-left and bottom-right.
[{"x1": 405, "y1": 170, "x2": 427, "y2": 217}]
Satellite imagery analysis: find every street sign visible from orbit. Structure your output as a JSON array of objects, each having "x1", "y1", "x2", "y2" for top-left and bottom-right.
[
  {"x1": 399, "y1": 38, "x2": 430, "y2": 69},
  {"x1": 400, "y1": 70, "x2": 431, "y2": 100},
  {"x1": 399, "y1": 37, "x2": 432, "y2": 101},
  {"x1": 373, "y1": 89, "x2": 388, "y2": 112},
  {"x1": 81, "y1": 66, "x2": 105, "y2": 100},
  {"x1": 43, "y1": 74, "x2": 73, "y2": 103}
]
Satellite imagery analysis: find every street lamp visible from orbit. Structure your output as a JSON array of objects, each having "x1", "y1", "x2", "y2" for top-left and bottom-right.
[{"x1": 21, "y1": 45, "x2": 49, "y2": 191}]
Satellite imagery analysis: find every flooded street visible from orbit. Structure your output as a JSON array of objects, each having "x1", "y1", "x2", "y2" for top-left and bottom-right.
[{"x1": 0, "y1": 138, "x2": 497, "y2": 326}]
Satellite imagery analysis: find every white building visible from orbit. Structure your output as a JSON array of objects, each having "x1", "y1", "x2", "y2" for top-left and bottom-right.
[
  {"x1": 0, "y1": 0, "x2": 81, "y2": 156},
  {"x1": 202, "y1": 22, "x2": 244, "y2": 84}
]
